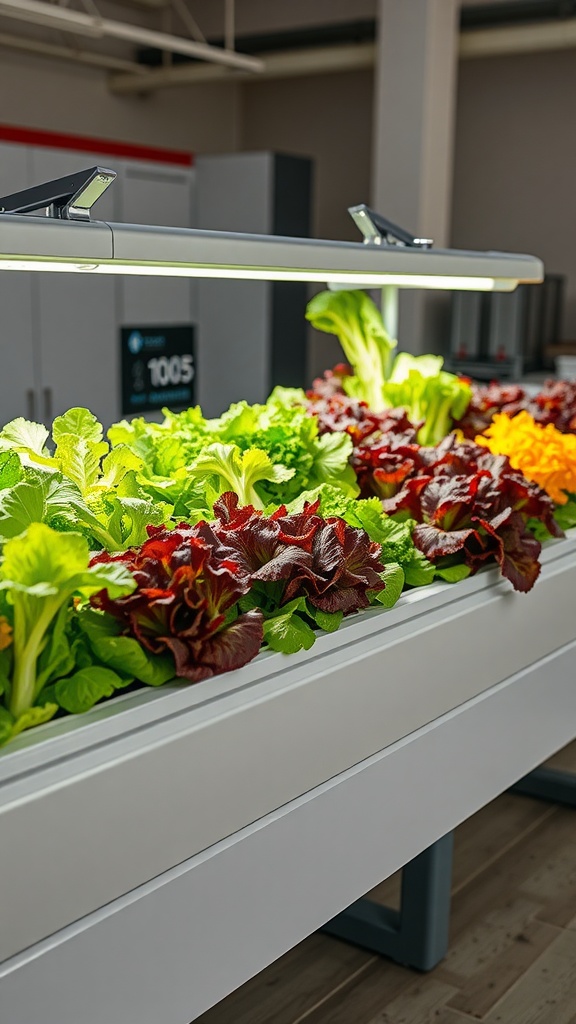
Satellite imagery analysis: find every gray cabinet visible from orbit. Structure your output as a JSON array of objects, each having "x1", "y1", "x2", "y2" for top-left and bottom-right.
[
  {"x1": 119, "y1": 163, "x2": 196, "y2": 327},
  {"x1": 196, "y1": 152, "x2": 312, "y2": 416},
  {"x1": 30, "y1": 147, "x2": 119, "y2": 427},
  {"x1": 0, "y1": 143, "x2": 37, "y2": 425},
  {"x1": 0, "y1": 145, "x2": 195, "y2": 429}
]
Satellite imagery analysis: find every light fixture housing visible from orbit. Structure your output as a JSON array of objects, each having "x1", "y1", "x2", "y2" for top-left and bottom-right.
[
  {"x1": 0, "y1": 169, "x2": 544, "y2": 289},
  {"x1": 0, "y1": 214, "x2": 544, "y2": 291}
]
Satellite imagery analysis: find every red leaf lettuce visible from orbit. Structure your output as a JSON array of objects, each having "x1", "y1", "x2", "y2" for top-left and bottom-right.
[{"x1": 91, "y1": 527, "x2": 263, "y2": 683}]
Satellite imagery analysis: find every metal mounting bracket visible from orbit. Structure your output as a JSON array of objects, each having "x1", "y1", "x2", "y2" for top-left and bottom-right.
[
  {"x1": 0, "y1": 166, "x2": 116, "y2": 221},
  {"x1": 348, "y1": 203, "x2": 433, "y2": 249}
]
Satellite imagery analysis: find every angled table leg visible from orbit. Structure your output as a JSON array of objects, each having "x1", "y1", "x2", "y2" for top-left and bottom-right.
[
  {"x1": 323, "y1": 831, "x2": 454, "y2": 971},
  {"x1": 510, "y1": 766, "x2": 576, "y2": 807},
  {"x1": 324, "y1": 760, "x2": 576, "y2": 972}
]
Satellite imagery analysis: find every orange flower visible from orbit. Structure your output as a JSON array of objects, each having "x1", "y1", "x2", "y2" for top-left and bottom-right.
[
  {"x1": 0, "y1": 616, "x2": 12, "y2": 651},
  {"x1": 476, "y1": 411, "x2": 576, "y2": 505}
]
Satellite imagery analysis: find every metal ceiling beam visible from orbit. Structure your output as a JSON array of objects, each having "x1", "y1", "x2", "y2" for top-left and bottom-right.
[
  {"x1": 0, "y1": 28, "x2": 145, "y2": 72},
  {"x1": 109, "y1": 17, "x2": 576, "y2": 94},
  {"x1": 0, "y1": 0, "x2": 263, "y2": 71},
  {"x1": 460, "y1": 17, "x2": 576, "y2": 56},
  {"x1": 109, "y1": 41, "x2": 376, "y2": 93}
]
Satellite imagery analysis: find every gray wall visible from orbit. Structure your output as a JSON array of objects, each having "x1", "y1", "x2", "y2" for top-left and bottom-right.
[
  {"x1": 451, "y1": 49, "x2": 576, "y2": 339},
  {"x1": 0, "y1": 50, "x2": 239, "y2": 156},
  {"x1": 240, "y1": 69, "x2": 374, "y2": 379},
  {"x1": 241, "y1": 69, "x2": 374, "y2": 243}
]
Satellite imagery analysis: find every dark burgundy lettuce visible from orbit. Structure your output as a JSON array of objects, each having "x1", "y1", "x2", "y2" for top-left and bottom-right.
[
  {"x1": 90, "y1": 493, "x2": 387, "y2": 682},
  {"x1": 453, "y1": 381, "x2": 527, "y2": 439},
  {"x1": 453, "y1": 378, "x2": 576, "y2": 438},
  {"x1": 199, "y1": 493, "x2": 386, "y2": 614},
  {"x1": 382, "y1": 438, "x2": 562, "y2": 593},
  {"x1": 91, "y1": 527, "x2": 263, "y2": 683},
  {"x1": 307, "y1": 365, "x2": 416, "y2": 445},
  {"x1": 532, "y1": 378, "x2": 576, "y2": 433},
  {"x1": 305, "y1": 367, "x2": 564, "y2": 593}
]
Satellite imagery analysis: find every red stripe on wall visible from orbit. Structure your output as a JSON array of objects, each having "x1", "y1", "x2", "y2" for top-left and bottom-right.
[{"x1": 0, "y1": 123, "x2": 193, "y2": 167}]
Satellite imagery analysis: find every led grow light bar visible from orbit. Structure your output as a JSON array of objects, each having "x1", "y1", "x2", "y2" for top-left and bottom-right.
[
  {"x1": 0, "y1": 170, "x2": 544, "y2": 290},
  {"x1": 0, "y1": 220, "x2": 544, "y2": 290}
]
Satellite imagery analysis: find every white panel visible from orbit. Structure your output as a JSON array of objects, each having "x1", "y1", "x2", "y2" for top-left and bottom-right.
[
  {"x1": 30, "y1": 148, "x2": 120, "y2": 427},
  {"x1": 0, "y1": 143, "x2": 37, "y2": 426},
  {"x1": 1, "y1": 641, "x2": 576, "y2": 1024}
]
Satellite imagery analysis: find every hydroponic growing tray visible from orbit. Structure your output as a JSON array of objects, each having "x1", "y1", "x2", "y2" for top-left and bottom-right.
[{"x1": 1, "y1": 533, "x2": 575, "y2": 1024}]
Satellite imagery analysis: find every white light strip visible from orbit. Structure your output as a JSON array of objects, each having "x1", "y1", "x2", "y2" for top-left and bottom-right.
[{"x1": 0, "y1": 259, "x2": 515, "y2": 291}]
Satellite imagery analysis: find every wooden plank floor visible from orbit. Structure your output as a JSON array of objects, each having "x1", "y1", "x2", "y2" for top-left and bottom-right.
[{"x1": 195, "y1": 741, "x2": 576, "y2": 1024}]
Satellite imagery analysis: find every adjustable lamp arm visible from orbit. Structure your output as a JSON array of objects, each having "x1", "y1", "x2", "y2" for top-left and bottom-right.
[
  {"x1": 0, "y1": 166, "x2": 116, "y2": 221},
  {"x1": 348, "y1": 204, "x2": 433, "y2": 249}
]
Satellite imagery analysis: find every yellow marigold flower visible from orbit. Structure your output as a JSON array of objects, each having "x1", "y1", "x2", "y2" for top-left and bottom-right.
[
  {"x1": 476, "y1": 411, "x2": 576, "y2": 505},
  {"x1": 0, "y1": 616, "x2": 12, "y2": 651}
]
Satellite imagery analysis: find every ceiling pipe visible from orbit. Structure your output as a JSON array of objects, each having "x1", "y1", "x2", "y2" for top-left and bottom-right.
[
  {"x1": 110, "y1": 42, "x2": 376, "y2": 93},
  {"x1": 0, "y1": 29, "x2": 145, "y2": 72},
  {"x1": 0, "y1": 0, "x2": 263, "y2": 71},
  {"x1": 109, "y1": 17, "x2": 576, "y2": 94},
  {"x1": 460, "y1": 18, "x2": 576, "y2": 57}
]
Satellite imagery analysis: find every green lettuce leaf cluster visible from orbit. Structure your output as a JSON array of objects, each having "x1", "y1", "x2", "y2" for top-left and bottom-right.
[
  {"x1": 0, "y1": 408, "x2": 171, "y2": 550},
  {"x1": 306, "y1": 289, "x2": 471, "y2": 444},
  {"x1": 0, "y1": 356, "x2": 479, "y2": 752},
  {"x1": 0, "y1": 523, "x2": 135, "y2": 745},
  {"x1": 108, "y1": 387, "x2": 358, "y2": 517}
]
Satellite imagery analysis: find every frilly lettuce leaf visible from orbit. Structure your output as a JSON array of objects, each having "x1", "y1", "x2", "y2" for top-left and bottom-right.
[
  {"x1": 307, "y1": 431, "x2": 357, "y2": 493},
  {"x1": 52, "y1": 407, "x2": 103, "y2": 445},
  {"x1": 188, "y1": 442, "x2": 294, "y2": 509},
  {"x1": 0, "y1": 451, "x2": 23, "y2": 489},
  {"x1": 382, "y1": 357, "x2": 472, "y2": 446},
  {"x1": 0, "y1": 418, "x2": 52, "y2": 466}
]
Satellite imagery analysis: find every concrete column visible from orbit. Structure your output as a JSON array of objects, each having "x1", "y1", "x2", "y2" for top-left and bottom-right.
[{"x1": 371, "y1": 0, "x2": 460, "y2": 353}]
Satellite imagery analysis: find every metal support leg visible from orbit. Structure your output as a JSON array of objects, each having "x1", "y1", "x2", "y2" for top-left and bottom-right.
[
  {"x1": 324, "y1": 762, "x2": 575, "y2": 972},
  {"x1": 510, "y1": 767, "x2": 576, "y2": 808},
  {"x1": 323, "y1": 831, "x2": 454, "y2": 971}
]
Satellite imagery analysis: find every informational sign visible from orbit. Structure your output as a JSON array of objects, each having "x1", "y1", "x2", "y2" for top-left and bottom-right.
[{"x1": 121, "y1": 324, "x2": 195, "y2": 415}]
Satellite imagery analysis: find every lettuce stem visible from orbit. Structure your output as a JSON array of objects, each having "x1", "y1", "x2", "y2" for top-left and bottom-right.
[{"x1": 9, "y1": 600, "x2": 59, "y2": 719}]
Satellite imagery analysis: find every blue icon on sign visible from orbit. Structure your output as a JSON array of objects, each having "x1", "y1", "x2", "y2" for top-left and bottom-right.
[{"x1": 127, "y1": 330, "x2": 144, "y2": 354}]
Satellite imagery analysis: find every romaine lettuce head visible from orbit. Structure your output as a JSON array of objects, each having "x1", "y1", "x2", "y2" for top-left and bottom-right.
[{"x1": 306, "y1": 290, "x2": 397, "y2": 412}]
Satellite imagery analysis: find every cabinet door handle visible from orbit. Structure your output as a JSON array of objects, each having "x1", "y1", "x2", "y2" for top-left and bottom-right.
[
  {"x1": 43, "y1": 387, "x2": 53, "y2": 423},
  {"x1": 26, "y1": 388, "x2": 36, "y2": 421}
]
